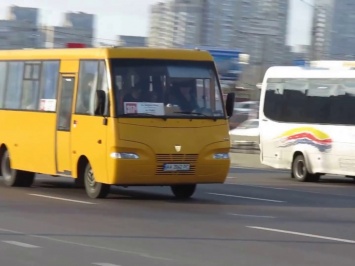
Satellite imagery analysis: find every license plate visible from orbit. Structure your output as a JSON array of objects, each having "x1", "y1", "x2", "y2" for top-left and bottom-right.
[{"x1": 163, "y1": 164, "x2": 190, "y2": 171}]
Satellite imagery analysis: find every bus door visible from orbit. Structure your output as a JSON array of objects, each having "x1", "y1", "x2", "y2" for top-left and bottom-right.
[
  {"x1": 70, "y1": 60, "x2": 109, "y2": 184},
  {"x1": 56, "y1": 75, "x2": 76, "y2": 175}
]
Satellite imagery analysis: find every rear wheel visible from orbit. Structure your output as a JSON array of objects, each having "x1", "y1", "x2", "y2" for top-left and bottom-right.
[
  {"x1": 0, "y1": 150, "x2": 35, "y2": 187},
  {"x1": 292, "y1": 154, "x2": 320, "y2": 182},
  {"x1": 84, "y1": 163, "x2": 110, "y2": 199},
  {"x1": 171, "y1": 184, "x2": 196, "y2": 199}
]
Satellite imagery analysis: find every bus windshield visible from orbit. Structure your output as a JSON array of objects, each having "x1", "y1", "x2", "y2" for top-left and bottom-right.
[{"x1": 111, "y1": 59, "x2": 225, "y2": 118}]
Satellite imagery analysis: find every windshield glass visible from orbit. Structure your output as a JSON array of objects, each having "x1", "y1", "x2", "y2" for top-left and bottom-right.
[{"x1": 111, "y1": 59, "x2": 225, "y2": 118}]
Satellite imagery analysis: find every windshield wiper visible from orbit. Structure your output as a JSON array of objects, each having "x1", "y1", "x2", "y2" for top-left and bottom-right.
[
  {"x1": 122, "y1": 113, "x2": 157, "y2": 117},
  {"x1": 174, "y1": 111, "x2": 208, "y2": 117}
]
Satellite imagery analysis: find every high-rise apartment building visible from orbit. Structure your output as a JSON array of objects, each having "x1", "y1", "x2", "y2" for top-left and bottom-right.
[
  {"x1": 311, "y1": 0, "x2": 355, "y2": 60},
  {"x1": 0, "y1": 6, "x2": 40, "y2": 49},
  {"x1": 148, "y1": 0, "x2": 289, "y2": 86},
  {"x1": 310, "y1": 2, "x2": 331, "y2": 60},
  {"x1": 148, "y1": 0, "x2": 289, "y2": 66},
  {"x1": 44, "y1": 12, "x2": 94, "y2": 48},
  {"x1": 327, "y1": 0, "x2": 355, "y2": 59},
  {"x1": 116, "y1": 35, "x2": 147, "y2": 47}
]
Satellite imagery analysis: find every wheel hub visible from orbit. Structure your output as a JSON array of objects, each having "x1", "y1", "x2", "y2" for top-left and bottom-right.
[
  {"x1": 87, "y1": 169, "x2": 96, "y2": 188},
  {"x1": 295, "y1": 160, "x2": 306, "y2": 179}
]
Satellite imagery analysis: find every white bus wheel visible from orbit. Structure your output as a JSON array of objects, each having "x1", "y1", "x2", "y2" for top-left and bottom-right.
[{"x1": 292, "y1": 155, "x2": 320, "y2": 182}]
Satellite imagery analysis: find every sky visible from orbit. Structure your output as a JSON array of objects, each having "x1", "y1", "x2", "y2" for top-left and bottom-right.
[{"x1": 0, "y1": 0, "x2": 315, "y2": 46}]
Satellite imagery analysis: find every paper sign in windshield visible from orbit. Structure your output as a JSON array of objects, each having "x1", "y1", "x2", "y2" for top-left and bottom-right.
[{"x1": 124, "y1": 102, "x2": 165, "y2": 116}]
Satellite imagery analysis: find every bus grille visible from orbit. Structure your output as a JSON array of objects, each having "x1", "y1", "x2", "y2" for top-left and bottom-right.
[{"x1": 155, "y1": 154, "x2": 198, "y2": 175}]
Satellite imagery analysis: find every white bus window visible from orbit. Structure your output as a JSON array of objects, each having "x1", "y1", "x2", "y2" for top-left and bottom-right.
[{"x1": 264, "y1": 78, "x2": 355, "y2": 125}]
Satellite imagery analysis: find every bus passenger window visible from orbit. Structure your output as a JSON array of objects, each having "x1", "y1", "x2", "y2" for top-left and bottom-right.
[
  {"x1": 76, "y1": 60, "x2": 99, "y2": 115},
  {"x1": 4, "y1": 62, "x2": 24, "y2": 109},
  {"x1": 0, "y1": 62, "x2": 8, "y2": 108},
  {"x1": 39, "y1": 61, "x2": 59, "y2": 104}
]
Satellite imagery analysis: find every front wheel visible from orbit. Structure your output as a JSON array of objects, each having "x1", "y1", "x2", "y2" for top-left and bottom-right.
[
  {"x1": 84, "y1": 163, "x2": 110, "y2": 199},
  {"x1": 291, "y1": 155, "x2": 320, "y2": 182},
  {"x1": 171, "y1": 184, "x2": 196, "y2": 199}
]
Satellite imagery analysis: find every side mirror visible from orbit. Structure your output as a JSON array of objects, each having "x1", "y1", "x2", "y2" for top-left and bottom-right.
[
  {"x1": 95, "y1": 90, "x2": 106, "y2": 116},
  {"x1": 225, "y1": 92, "x2": 235, "y2": 118}
]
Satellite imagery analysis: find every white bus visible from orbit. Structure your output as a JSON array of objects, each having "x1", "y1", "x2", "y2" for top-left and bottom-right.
[{"x1": 259, "y1": 66, "x2": 355, "y2": 182}]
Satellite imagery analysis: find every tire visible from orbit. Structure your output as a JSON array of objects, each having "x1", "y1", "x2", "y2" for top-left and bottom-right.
[
  {"x1": 0, "y1": 150, "x2": 35, "y2": 187},
  {"x1": 291, "y1": 154, "x2": 320, "y2": 182},
  {"x1": 171, "y1": 184, "x2": 196, "y2": 199},
  {"x1": 84, "y1": 163, "x2": 110, "y2": 199}
]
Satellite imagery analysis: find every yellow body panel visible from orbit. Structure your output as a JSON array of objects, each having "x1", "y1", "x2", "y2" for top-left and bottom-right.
[
  {"x1": 105, "y1": 119, "x2": 231, "y2": 185},
  {"x1": 0, "y1": 111, "x2": 57, "y2": 174},
  {"x1": 70, "y1": 115, "x2": 108, "y2": 181},
  {"x1": 0, "y1": 48, "x2": 213, "y2": 62},
  {"x1": 60, "y1": 60, "x2": 79, "y2": 73}
]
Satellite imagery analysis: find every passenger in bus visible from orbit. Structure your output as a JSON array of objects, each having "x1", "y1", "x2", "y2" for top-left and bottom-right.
[
  {"x1": 123, "y1": 86, "x2": 143, "y2": 102},
  {"x1": 170, "y1": 81, "x2": 198, "y2": 112},
  {"x1": 149, "y1": 90, "x2": 160, "y2": 102}
]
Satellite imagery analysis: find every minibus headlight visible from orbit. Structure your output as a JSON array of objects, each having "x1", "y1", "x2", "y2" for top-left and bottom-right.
[
  {"x1": 213, "y1": 153, "x2": 229, "y2": 159},
  {"x1": 110, "y1": 152, "x2": 140, "y2": 159}
]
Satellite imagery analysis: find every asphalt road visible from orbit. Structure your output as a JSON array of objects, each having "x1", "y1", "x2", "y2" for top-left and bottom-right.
[{"x1": 0, "y1": 159, "x2": 355, "y2": 265}]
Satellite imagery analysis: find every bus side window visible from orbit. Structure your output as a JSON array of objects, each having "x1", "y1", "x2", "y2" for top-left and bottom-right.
[
  {"x1": 76, "y1": 61, "x2": 99, "y2": 115},
  {"x1": 0, "y1": 62, "x2": 8, "y2": 109},
  {"x1": 38, "y1": 61, "x2": 59, "y2": 111},
  {"x1": 21, "y1": 62, "x2": 41, "y2": 110},
  {"x1": 96, "y1": 60, "x2": 109, "y2": 116},
  {"x1": 4, "y1": 62, "x2": 24, "y2": 109}
]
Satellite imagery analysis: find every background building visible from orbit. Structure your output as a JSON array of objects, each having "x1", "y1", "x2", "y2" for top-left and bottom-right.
[
  {"x1": 0, "y1": 6, "x2": 40, "y2": 49},
  {"x1": 310, "y1": 0, "x2": 355, "y2": 60},
  {"x1": 148, "y1": 0, "x2": 290, "y2": 87},
  {"x1": 116, "y1": 35, "x2": 146, "y2": 47},
  {"x1": 43, "y1": 12, "x2": 94, "y2": 48}
]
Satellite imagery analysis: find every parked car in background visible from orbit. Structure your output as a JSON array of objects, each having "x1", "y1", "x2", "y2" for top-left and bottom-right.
[
  {"x1": 229, "y1": 119, "x2": 259, "y2": 151},
  {"x1": 234, "y1": 101, "x2": 259, "y2": 114},
  {"x1": 228, "y1": 101, "x2": 259, "y2": 130}
]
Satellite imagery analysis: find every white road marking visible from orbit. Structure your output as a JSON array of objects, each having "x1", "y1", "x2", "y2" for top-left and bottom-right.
[
  {"x1": 208, "y1": 192, "x2": 285, "y2": 203},
  {"x1": 228, "y1": 213, "x2": 275, "y2": 219},
  {"x1": 229, "y1": 184, "x2": 355, "y2": 198},
  {"x1": 0, "y1": 228, "x2": 23, "y2": 234},
  {"x1": 3, "y1": 241, "x2": 40, "y2": 248},
  {"x1": 229, "y1": 166, "x2": 288, "y2": 172},
  {"x1": 29, "y1": 194, "x2": 96, "y2": 205},
  {"x1": 31, "y1": 235, "x2": 172, "y2": 261},
  {"x1": 248, "y1": 226, "x2": 355, "y2": 244},
  {"x1": 93, "y1": 263, "x2": 121, "y2": 266},
  {"x1": 231, "y1": 184, "x2": 289, "y2": 190},
  {"x1": 0, "y1": 227, "x2": 171, "y2": 261}
]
